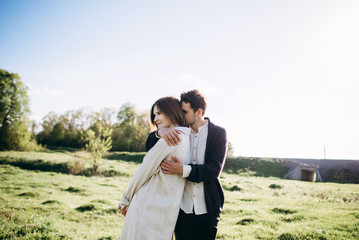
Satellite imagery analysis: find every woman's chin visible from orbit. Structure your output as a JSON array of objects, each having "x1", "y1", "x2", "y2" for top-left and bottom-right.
[{"x1": 158, "y1": 125, "x2": 171, "y2": 129}]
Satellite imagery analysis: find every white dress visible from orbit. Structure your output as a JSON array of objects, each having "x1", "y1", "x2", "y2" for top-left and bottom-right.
[{"x1": 119, "y1": 127, "x2": 191, "y2": 240}]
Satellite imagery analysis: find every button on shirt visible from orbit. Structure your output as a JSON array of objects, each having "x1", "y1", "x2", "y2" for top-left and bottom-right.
[{"x1": 182, "y1": 120, "x2": 208, "y2": 215}]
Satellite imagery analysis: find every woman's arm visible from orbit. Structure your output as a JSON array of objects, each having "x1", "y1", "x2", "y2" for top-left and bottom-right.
[{"x1": 119, "y1": 138, "x2": 173, "y2": 209}]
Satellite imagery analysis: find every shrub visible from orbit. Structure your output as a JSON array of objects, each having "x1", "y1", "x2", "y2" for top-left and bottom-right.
[
  {"x1": 280, "y1": 215, "x2": 305, "y2": 222},
  {"x1": 17, "y1": 192, "x2": 37, "y2": 198},
  {"x1": 272, "y1": 208, "x2": 297, "y2": 215},
  {"x1": 42, "y1": 200, "x2": 61, "y2": 205},
  {"x1": 69, "y1": 158, "x2": 85, "y2": 175},
  {"x1": 223, "y1": 185, "x2": 242, "y2": 192},
  {"x1": 269, "y1": 184, "x2": 282, "y2": 189},
  {"x1": 63, "y1": 187, "x2": 84, "y2": 193},
  {"x1": 76, "y1": 204, "x2": 96, "y2": 212},
  {"x1": 237, "y1": 218, "x2": 255, "y2": 225}
]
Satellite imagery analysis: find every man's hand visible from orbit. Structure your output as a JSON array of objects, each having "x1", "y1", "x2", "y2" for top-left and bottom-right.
[
  {"x1": 160, "y1": 156, "x2": 183, "y2": 175},
  {"x1": 158, "y1": 128, "x2": 181, "y2": 146}
]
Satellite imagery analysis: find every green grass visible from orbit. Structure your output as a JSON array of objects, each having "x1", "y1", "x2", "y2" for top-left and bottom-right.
[
  {"x1": 1, "y1": 151, "x2": 359, "y2": 239},
  {"x1": 224, "y1": 156, "x2": 289, "y2": 178}
]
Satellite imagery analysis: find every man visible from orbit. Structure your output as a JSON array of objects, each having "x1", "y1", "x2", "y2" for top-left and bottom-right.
[{"x1": 146, "y1": 90, "x2": 228, "y2": 240}]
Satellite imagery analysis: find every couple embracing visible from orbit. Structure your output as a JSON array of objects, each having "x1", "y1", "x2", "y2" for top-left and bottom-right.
[{"x1": 118, "y1": 90, "x2": 228, "y2": 240}]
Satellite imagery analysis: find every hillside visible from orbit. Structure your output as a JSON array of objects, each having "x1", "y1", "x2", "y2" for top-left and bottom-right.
[{"x1": 0, "y1": 151, "x2": 358, "y2": 239}]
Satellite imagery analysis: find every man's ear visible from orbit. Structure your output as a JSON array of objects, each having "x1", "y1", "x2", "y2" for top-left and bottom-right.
[{"x1": 196, "y1": 108, "x2": 204, "y2": 117}]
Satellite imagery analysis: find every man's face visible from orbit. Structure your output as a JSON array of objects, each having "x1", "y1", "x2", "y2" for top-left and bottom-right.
[{"x1": 181, "y1": 102, "x2": 197, "y2": 126}]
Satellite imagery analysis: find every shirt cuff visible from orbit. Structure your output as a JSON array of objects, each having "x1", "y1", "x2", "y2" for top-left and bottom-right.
[
  {"x1": 182, "y1": 165, "x2": 192, "y2": 178},
  {"x1": 119, "y1": 195, "x2": 130, "y2": 209}
]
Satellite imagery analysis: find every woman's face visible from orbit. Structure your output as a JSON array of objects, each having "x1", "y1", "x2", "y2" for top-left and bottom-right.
[{"x1": 153, "y1": 105, "x2": 174, "y2": 129}]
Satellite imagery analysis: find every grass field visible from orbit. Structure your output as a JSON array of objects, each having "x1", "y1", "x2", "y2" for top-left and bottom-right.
[{"x1": 0, "y1": 151, "x2": 359, "y2": 239}]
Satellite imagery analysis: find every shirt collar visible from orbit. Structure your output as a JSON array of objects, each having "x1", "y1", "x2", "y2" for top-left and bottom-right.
[{"x1": 191, "y1": 120, "x2": 208, "y2": 134}]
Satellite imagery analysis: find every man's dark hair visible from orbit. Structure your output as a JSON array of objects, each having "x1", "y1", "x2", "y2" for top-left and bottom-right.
[
  {"x1": 150, "y1": 97, "x2": 186, "y2": 128},
  {"x1": 180, "y1": 89, "x2": 207, "y2": 115}
]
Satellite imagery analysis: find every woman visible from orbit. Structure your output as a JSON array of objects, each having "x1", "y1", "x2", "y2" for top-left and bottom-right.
[{"x1": 118, "y1": 97, "x2": 190, "y2": 240}]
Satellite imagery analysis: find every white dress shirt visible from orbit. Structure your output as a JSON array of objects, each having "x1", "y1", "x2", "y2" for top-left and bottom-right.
[{"x1": 181, "y1": 120, "x2": 208, "y2": 215}]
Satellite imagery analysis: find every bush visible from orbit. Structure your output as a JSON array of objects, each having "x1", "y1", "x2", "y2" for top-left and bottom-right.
[
  {"x1": 269, "y1": 184, "x2": 282, "y2": 189},
  {"x1": 63, "y1": 187, "x2": 84, "y2": 193},
  {"x1": 42, "y1": 200, "x2": 62, "y2": 205},
  {"x1": 76, "y1": 204, "x2": 96, "y2": 212},
  {"x1": 69, "y1": 158, "x2": 85, "y2": 175},
  {"x1": 237, "y1": 218, "x2": 255, "y2": 225},
  {"x1": 17, "y1": 192, "x2": 38, "y2": 198},
  {"x1": 223, "y1": 185, "x2": 242, "y2": 192},
  {"x1": 272, "y1": 208, "x2": 297, "y2": 215}
]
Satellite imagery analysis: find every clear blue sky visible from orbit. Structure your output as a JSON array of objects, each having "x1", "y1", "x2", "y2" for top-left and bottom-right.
[{"x1": 1, "y1": 0, "x2": 359, "y2": 159}]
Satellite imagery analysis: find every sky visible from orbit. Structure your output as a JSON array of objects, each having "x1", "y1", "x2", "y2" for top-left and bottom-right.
[{"x1": 1, "y1": 0, "x2": 358, "y2": 159}]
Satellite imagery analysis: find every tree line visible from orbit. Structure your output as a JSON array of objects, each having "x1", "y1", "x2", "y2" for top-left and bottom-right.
[
  {"x1": 36, "y1": 104, "x2": 150, "y2": 152},
  {"x1": 1, "y1": 68, "x2": 151, "y2": 152},
  {"x1": 1, "y1": 68, "x2": 234, "y2": 156}
]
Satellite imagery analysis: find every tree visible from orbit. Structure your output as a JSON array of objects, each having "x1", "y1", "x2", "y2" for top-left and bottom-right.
[
  {"x1": 117, "y1": 103, "x2": 136, "y2": 126},
  {"x1": 35, "y1": 104, "x2": 150, "y2": 152},
  {"x1": 227, "y1": 141, "x2": 234, "y2": 157},
  {"x1": 36, "y1": 109, "x2": 89, "y2": 148},
  {"x1": 0, "y1": 69, "x2": 38, "y2": 150},
  {"x1": 84, "y1": 126, "x2": 112, "y2": 176},
  {"x1": 112, "y1": 103, "x2": 150, "y2": 152}
]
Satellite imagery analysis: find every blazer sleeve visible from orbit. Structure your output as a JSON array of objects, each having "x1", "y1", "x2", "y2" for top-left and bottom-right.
[
  {"x1": 187, "y1": 127, "x2": 227, "y2": 183},
  {"x1": 119, "y1": 138, "x2": 173, "y2": 209}
]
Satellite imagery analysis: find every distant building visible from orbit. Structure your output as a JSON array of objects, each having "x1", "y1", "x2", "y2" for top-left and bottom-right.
[{"x1": 284, "y1": 163, "x2": 322, "y2": 182}]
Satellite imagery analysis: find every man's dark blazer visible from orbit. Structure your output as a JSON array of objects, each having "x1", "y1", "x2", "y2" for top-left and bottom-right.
[{"x1": 145, "y1": 118, "x2": 228, "y2": 214}]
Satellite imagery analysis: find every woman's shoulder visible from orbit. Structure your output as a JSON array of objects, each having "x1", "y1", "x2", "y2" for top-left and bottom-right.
[{"x1": 174, "y1": 126, "x2": 191, "y2": 135}]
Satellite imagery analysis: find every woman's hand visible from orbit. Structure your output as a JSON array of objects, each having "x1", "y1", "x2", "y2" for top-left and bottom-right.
[
  {"x1": 119, "y1": 208, "x2": 127, "y2": 217},
  {"x1": 118, "y1": 205, "x2": 127, "y2": 217}
]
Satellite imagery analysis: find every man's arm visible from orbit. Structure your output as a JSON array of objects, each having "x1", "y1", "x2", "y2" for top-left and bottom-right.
[
  {"x1": 145, "y1": 131, "x2": 160, "y2": 152},
  {"x1": 161, "y1": 127, "x2": 227, "y2": 182},
  {"x1": 158, "y1": 128, "x2": 181, "y2": 146},
  {"x1": 146, "y1": 129, "x2": 182, "y2": 152}
]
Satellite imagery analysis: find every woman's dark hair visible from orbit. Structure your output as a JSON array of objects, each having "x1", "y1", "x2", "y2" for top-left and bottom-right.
[
  {"x1": 180, "y1": 89, "x2": 207, "y2": 115},
  {"x1": 150, "y1": 97, "x2": 186, "y2": 128}
]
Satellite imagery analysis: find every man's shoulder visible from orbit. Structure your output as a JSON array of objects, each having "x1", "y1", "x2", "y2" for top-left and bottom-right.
[{"x1": 205, "y1": 118, "x2": 226, "y2": 133}]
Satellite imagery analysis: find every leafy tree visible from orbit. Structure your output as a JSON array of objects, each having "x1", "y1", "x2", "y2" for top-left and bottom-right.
[
  {"x1": 93, "y1": 107, "x2": 116, "y2": 129},
  {"x1": 0, "y1": 69, "x2": 38, "y2": 150},
  {"x1": 112, "y1": 103, "x2": 150, "y2": 152},
  {"x1": 36, "y1": 104, "x2": 150, "y2": 152},
  {"x1": 84, "y1": 126, "x2": 112, "y2": 176},
  {"x1": 37, "y1": 109, "x2": 89, "y2": 148},
  {"x1": 117, "y1": 103, "x2": 136, "y2": 125},
  {"x1": 227, "y1": 141, "x2": 234, "y2": 157}
]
